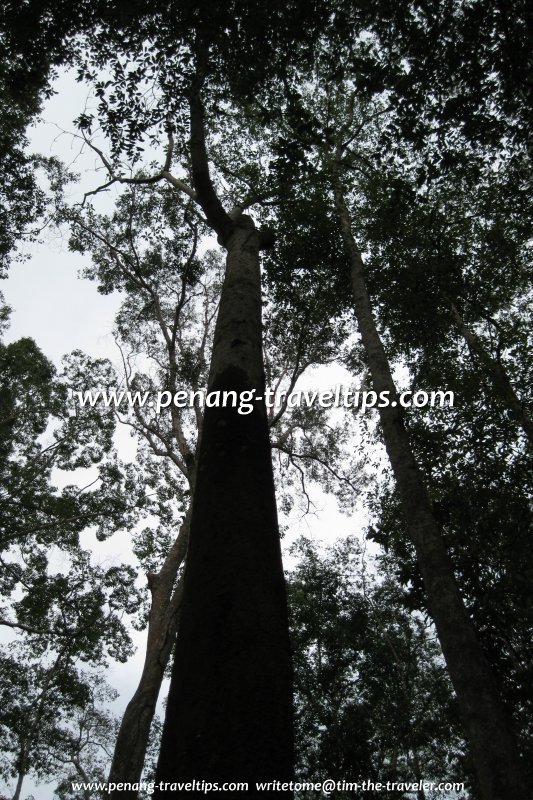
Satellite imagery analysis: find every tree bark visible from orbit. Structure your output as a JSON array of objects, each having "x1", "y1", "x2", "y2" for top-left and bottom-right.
[
  {"x1": 72, "y1": 757, "x2": 93, "y2": 800},
  {"x1": 154, "y1": 217, "x2": 294, "y2": 797},
  {"x1": 332, "y1": 161, "x2": 528, "y2": 800},
  {"x1": 451, "y1": 303, "x2": 532, "y2": 444},
  {"x1": 11, "y1": 768, "x2": 24, "y2": 800},
  {"x1": 108, "y1": 510, "x2": 191, "y2": 796}
]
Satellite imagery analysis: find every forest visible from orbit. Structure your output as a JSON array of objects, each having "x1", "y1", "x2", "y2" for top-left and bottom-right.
[{"x1": 0, "y1": 1, "x2": 531, "y2": 799}]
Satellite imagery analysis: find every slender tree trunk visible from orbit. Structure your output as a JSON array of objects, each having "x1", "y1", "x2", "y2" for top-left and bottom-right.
[
  {"x1": 108, "y1": 511, "x2": 191, "y2": 795},
  {"x1": 410, "y1": 750, "x2": 426, "y2": 800},
  {"x1": 451, "y1": 303, "x2": 532, "y2": 444},
  {"x1": 11, "y1": 768, "x2": 24, "y2": 800},
  {"x1": 332, "y1": 162, "x2": 528, "y2": 800},
  {"x1": 72, "y1": 757, "x2": 93, "y2": 800},
  {"x1": 155, "y1": 217, "x2": 294, "y2": 797},
  {"x1": 11, "y1": 660, "x2": 60, "y2": 800}
]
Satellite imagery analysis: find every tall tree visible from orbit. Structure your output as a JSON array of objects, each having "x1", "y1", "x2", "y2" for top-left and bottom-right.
[
  {"x1": 67, "y1": 44, "x2": 295, "y2": 792},
  {"x1": 65, "y1": 171, "x2": 348, "y2": 786},
  {"x1": 330, "y1": 131, "x2": 527, "y2": 800},
  {"x1": 66, "y1": 3, "x2": 363, "y2": 788},
  {"x1": 254, "y1": 63, "x2": 529, "y2": 795}
]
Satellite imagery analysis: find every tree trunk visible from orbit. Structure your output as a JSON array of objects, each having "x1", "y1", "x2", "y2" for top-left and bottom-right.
[
  {"x1": 451, "y1": 303, "x2": 532, "y2": 444},
  {"x1": 11, "y1": 769, "x2": 24, "y2": 800},
  {"x1": 332, "y1": 163, "x2": 528, "y2": 800},
  {"x1": 154, "y1": 217, "x2": 294, "y2": 797},
  {"x1": 108, "y1": 511, "x2": 191, "y2": 796},
  {"x1": 410, "y1": 749, "x2": 426, "y2": 800},
  {"x1": 72, "y1": 757, "x2": 93, "y2": 800}
]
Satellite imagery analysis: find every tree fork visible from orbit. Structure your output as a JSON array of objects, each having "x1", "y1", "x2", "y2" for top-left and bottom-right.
[
  {"x1": 332, "y1": 162, "x2": 528, "y2": 800},
  {"x1": 154, "y1": 217, "x2": 294, "y2": 797}
]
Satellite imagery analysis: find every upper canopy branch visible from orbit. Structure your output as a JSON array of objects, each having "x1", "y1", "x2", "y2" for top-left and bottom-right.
[
  {"x1": 188, "y1": 94, "x2": 234, "y2": 238},
  {"x1": 187, "y1": 48, "x2": 235, "y2": 242},
  {"x1": 81, "y1": 50, "x2": 267, "y2": 244},
  {"x1": 81, "y1": 131, "x2": 198, "y2": 208},
  {"x1": 81, "y1": 171, "x2": 162, "y2": 206},
  {"x1": 214, "y1": 160, "x2": 281, "y2": 214}
]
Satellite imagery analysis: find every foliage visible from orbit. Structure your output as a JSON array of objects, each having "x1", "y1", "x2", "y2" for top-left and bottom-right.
[
  {"x1": 0, "y1": 300, "x2": 155, "y2": 789},
  {"x1": 0, "y1": 653, "x2": 115, "y2": 794},
  {"x1": 288, "y1": 537, "x2": 469, "y2": 798}
]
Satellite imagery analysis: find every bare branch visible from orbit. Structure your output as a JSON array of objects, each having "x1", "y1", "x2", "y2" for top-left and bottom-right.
[
  {"x1": 80, "y1": 133, "x2": 198, "y2": 207},
  {"x1": 214, "y1": 160, "x2": 280, "y2": 214},
  {"x1": 288, "y1": 452, "x2": 312, "y2": 515},
  {"x1": 0, "y1": 618, "x2": 58, "y2": 637},
  {"x1": 269, "y1": 320, "x2": 313, "y2": 428},
  {"x1": 161, "y1": 170, "x2": 197, "y2": 201},
  {"x1": 273, "y1": 442, "x2": 360, "y2": 494}
]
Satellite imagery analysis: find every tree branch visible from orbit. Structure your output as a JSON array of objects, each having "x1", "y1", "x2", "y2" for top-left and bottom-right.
[{"x1": 187, "y1": 57, "x2": 234, "y2": 241}]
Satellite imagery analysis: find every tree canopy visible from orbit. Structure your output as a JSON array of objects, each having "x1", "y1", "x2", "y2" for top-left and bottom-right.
[{"x1": 0, "y1": 1, "x2": 531, "y2": 798}]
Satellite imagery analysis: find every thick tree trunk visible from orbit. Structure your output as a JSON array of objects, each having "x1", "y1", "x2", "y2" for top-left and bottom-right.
[
  {"x1": 332, "y1": 166, "x2": 528, "y2": 800},
  {"x1": 154, "y1": 217, "x2": 294, "y2": 797},
  {"x1": 451, "y1": 303, "x2": 532, "y2": 444},
  {"x1": 108, "y1": 511, "x2": 191, "y2": 796}
]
